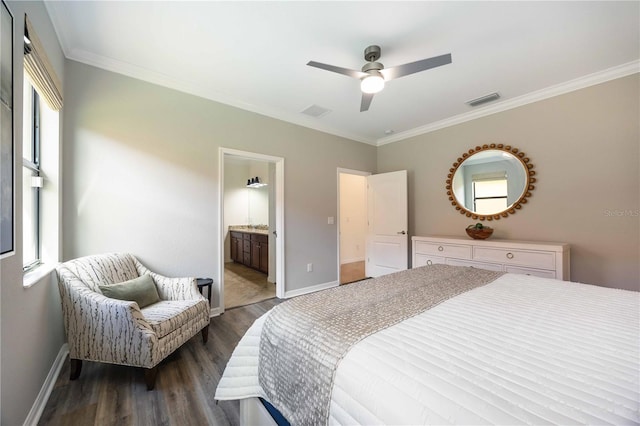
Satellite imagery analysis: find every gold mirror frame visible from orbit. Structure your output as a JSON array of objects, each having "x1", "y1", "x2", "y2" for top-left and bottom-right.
[{"x1": 445, "y1": 144, "x2": 536, "y2": 221}]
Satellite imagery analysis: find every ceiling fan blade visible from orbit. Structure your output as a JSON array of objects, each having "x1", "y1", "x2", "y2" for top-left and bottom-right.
[
  {"x1": 360, "y1": 92, "x2": 374, "y2": 112},
  {"x1": 307, "y1": 61, "x2": 368, "y2": 79},
  {"x1": 380, "y1": 53, "x2": 452, "y2": 81}
]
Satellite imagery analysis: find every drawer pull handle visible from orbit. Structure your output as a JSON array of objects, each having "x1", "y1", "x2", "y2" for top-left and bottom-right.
[
  {"x1": 426, "y1": 260, "x2": 433, "y2": 266},
  {"x1": 438, "y1": 246, "x2": 444, "y2": 252},
  {"x1": 506, "y1": 252, "x2": 514, "y2": 259}
]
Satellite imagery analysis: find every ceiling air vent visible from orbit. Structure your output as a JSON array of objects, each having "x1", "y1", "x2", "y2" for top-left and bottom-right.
[
  {"x1": 301, "y1": 104, "x2": 331, "y2": 118},
  {"x1": 466, "y1": 92, "x2": 500, "y2": 107}
]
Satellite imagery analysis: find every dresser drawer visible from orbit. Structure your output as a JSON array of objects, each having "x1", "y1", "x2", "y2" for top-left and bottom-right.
[
  {"x1": 414, "y1": 254, "x2": 446, "y2": 267},
  {"x1": 413, "y1": 236, "x2": 569, "y2": 281},
  {"x1": 505, "y1": 266, "x2": 556, "y2": 279},
  {"x1": 446, "y1": 258, "x2": 503, "y2": 272},
  {"x1": 415, "y1": 241, "x2": 471, "y2": 260},
  {"x1": 473, "y1": 247, "x2": 555, "y2": 270}
]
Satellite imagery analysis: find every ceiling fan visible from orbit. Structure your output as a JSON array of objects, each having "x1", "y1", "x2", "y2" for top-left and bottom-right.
[{"x1": 307, "y1": 45, "x2": 452, "y2": 112}]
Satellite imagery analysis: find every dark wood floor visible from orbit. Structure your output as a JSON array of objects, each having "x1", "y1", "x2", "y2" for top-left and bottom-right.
[{"x1": 39, "y1": 298, "x2": 281, "y2": 426}]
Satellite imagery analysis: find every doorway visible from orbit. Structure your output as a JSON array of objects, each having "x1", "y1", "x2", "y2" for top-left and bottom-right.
[
  {"x1": 337, "y1": 168, "x2": 408, "y2": 284},
  {"x1": 338, "y1": 169, "x2": 370, "y2": 284},
  {"x1": 218, "y1": 148, "x2": 285, "y2": 313}
]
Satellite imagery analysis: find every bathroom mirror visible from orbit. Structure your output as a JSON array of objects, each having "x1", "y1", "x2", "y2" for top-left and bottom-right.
[{"x1": 445, "y1": 144, "x2": 535, "y2": 221}]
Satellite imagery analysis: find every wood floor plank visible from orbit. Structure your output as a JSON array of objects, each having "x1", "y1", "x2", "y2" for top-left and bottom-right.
[
  {"x1": 94, "y1": 364, "x2": 134, "y2": 426},
  {"x1": 340, "y1": 261, "x2": 366, "y2": 284},
  {"x1": 39, "y1": 298, "x2": 281, "y2": 426}
]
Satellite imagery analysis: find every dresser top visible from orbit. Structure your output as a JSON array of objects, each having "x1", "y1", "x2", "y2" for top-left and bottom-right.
[{"x1": 412, "y1": 235, "x2": 570, "y2": 252}]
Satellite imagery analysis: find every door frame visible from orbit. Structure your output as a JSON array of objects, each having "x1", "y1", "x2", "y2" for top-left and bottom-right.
[
  {"x1": 336, "y1": 168, "x2": 371, "y2": 284},
  {"x1": 218, "y1": 148, "x2": 285, "y2": 314}
]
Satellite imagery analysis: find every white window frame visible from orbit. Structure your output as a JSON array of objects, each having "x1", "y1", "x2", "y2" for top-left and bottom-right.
[{"x1": 22, "y1": 83, "x2": 41, "y2": 271}]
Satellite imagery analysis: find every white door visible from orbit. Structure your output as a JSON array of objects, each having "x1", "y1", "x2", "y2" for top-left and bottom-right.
[{"x1": 366, "y1": 170, "x2": 408, "y2": 277}]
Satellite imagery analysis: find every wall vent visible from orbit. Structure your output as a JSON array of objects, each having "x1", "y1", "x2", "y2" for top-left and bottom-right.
[
  {"x1": 466, "y1": 92, "x2": 501, "y2": 107},
  {"x1": 301, "y1": 104, "x2": 331, "y2": 118}
]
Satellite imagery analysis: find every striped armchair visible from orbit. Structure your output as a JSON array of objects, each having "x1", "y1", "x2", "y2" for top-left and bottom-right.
[{"x1": 56, "y1": 253, "x2": 210, "y2": 390}]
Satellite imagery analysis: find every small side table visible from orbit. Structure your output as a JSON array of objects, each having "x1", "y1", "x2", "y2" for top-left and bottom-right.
[{"x1": 196, "y1": 278, "x2": 213, "y2": 304}]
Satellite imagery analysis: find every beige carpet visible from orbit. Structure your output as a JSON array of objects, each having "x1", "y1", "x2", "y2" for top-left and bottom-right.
[{"x1": 225, "y1": 262, "x2": 276, "y2": 309}]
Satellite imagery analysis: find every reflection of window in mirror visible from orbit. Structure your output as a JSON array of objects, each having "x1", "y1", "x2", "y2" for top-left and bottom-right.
[
  {"x1": 446, "y1": 144, "x2": 536, "y2": 220},
  {"x1": 473, "y1": 174, "x2": 508, "y2": 214}
]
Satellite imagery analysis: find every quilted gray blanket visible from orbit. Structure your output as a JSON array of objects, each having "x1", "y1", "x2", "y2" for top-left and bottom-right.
[{"x1": 258, "y1": 264, "x2": 504, "y2": 425}]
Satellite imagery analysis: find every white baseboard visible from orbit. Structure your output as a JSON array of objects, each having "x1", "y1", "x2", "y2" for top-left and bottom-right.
[
  {"x1": 24, "y1": 343, "x2": 69, "y2": 426},
  {"x1": 209, "y1": 306, "x2": 222, "y2": 317},
  {"x1": 284, "y1": 280, "x2": 338, "y2": 298}
]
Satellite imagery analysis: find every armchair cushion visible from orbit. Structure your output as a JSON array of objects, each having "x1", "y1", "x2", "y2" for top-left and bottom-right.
[
  {"x1": 141, "y1": 299, "x2": 207, "y2": 339},
  {"x1": 98, "y1": 274, "x2": 160, "y2": 308}
]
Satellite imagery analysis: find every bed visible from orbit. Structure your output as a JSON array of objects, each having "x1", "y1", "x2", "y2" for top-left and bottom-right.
[{"x1": 215, "y1": 264, "x2": 639, "y2": 425}]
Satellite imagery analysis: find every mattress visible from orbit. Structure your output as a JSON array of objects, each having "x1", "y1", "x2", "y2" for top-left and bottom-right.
[{"x1": 216, "y1": 273, "x2": 640, "y2": 425}]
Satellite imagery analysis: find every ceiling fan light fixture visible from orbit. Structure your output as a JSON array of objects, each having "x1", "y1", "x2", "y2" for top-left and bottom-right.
[
  {"x1": 307, "y1": 45, "x2": 452, "y2": 111},
  {"x1": 361, "y1": 73, "x2": 385, "y2": 94}
]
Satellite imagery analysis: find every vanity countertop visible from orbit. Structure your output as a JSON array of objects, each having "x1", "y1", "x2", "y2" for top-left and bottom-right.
[{"x1": 229, "y1": 225, "x2": 269, "y2": 235}]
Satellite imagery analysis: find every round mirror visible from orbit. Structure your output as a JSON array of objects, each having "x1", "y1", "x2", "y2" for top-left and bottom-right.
[{"x1": 445, "y1": 144, "x2": 536, "y2": 221}]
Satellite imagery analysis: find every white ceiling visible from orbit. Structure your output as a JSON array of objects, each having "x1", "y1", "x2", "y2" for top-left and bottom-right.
[{"x1": 45, "y1": 1, "x2": 639, "y2": 146}]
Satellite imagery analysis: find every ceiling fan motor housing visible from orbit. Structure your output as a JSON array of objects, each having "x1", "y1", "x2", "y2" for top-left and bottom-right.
[
  {"x1": 362, "y1": 61, "x2": 384, "y2": 73},
  {"x1": 364, "y1": 45, "x2": 381, "y2": 62}
]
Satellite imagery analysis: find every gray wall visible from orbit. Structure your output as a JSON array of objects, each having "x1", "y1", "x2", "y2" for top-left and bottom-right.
[
  {"x1": 378, "y1": 75, "x2": 639, "y2": 291},
  {"x1": 62, "y1": 60, "x2": 377, "y2": 307},
  {"x1": 0, "y1": 1, "x2": 65, "y2": 424}
]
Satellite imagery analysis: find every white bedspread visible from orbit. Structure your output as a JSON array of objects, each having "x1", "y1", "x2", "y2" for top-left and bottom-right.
[{"x1": 216, "y1": 274, "x2": 640, "y2": 425}]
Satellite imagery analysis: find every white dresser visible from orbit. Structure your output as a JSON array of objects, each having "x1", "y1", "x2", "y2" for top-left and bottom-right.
[{"x1": 412, "y1": 236, "x2": 570, "y2": 280}]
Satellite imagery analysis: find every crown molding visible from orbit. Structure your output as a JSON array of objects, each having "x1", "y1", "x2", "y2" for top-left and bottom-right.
[
  {"x1": 44, "y1": 2, "x2": 376, "y2": 144},
  {"x1": 65, "y1": 47, "x2": 377, "y2": 146},
  {"x1": 43, "y1": 3, "x2": 637, "y2": 149},
  {"x1": 66, "y1": 48, "x2": 638, "y2": 149},
  {"x1": 376, "y1": 60, "x2": 640, "y2": 146}
]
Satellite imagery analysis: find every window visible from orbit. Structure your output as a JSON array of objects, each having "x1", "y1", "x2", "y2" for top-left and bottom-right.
[
  {"x1": 22, "y1": 80, "x2": 41, "y2": 270},
  {"x1": 21, "y1": 15, "x2": 62, "y2": 282},
  {"x1": 473, "y1": 177, "x2": 508, "y2": 215}
]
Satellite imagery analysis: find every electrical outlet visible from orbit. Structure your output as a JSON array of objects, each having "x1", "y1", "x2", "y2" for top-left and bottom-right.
[
  {"x1": 327, "y1": 216, "x2": 334, "y2": 225},
  {"x1": 307, "y1": 263, "x2": 313, "y2": 272}
]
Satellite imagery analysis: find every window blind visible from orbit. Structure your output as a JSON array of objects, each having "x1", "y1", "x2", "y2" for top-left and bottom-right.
[{"x1": 23, "y1": 15, "x2": 62, "y2": 111}]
